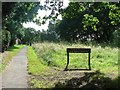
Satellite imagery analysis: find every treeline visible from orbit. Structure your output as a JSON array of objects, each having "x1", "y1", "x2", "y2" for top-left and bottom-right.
[
  {"x1": 1, "y1": 2, "x2": 120, "y2": 52},
  {"x1": 32, "y1": 2, "x2": 120, "y2": 46},
  {"x1": 1, "y1": 2, "x2": 41, "y2": 52},
  {"x1": 54, "y1": 2, "x2": 120, "y2": 45}
]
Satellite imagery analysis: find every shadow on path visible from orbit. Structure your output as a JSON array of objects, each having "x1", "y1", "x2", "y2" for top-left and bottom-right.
[
  {"x1": 53, "y1": 70, "x2": 119, "y2": 89},
  {"x1": 6, "y1": 45, "x2": 19, "y2": 51}
]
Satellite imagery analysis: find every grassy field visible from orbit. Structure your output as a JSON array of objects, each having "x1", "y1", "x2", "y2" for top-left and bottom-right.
[
  {"x1": 0, "y1": 45, "x2": 24, "y2": 72},
  {"x1": 27, "y1": 42, "x2": 119, "y2": 88}
]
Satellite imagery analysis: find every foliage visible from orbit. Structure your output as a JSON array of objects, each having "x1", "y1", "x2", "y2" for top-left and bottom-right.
[
  {"x1": 2, "y1": 2, "x2": 120, "y2": 52},
  {"x1": 0, "y1": 30, "x2": 2, "y2": 52},
  {"x1": 22, "y1": 28, "x2": 37, "y2": 44},
  {"x1": 2, "y1": 2, "x2": 41, "y2": 50},
  {"x1": 56, "y1": 2, "x2": 120, "y2": 43},
  {"x1": 112, "y1": 29, "x2": 120, "y2": 47},
  {"x1": 2, "y1": 2, "x2": 41, "y2": 23},
  {"x1": 2, "y1": 29, "x2": 11, "y2": 52},
  {"x1": 109, "y1": 3, "x2": 120, "y2": 25},
  {"x1": 82, "y1": 14, "x2": 99, "y2": 31},
  {"x1": 40, "y1": 21, "x2": 60, "y2": 42}
]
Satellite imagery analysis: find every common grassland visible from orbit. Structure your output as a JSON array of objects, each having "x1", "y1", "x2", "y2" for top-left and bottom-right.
[{"x1": 27, "y1": 42, "x2": 118, "y2": 88}]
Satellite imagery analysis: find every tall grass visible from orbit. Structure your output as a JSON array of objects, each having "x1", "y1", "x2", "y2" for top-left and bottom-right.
[
  {"x1": 32, "y1": 42, "x2": 118, "y2": 78},
  {"x1": 27, "y1": 42, "x2": 118, "y2": 88}
]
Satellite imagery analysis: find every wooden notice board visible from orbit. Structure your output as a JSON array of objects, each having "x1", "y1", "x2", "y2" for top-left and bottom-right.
[{"x1": 65, "y1": 48, "x2": 91, "y2": 70}]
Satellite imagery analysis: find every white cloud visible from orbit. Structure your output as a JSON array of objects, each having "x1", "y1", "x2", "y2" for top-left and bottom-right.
[
  {"x1": 23, "y1": 22, "x2": 49, "y2": 31},
  {"x1": 63, "y1": 0, "x2": 70, "y2": 8},
  {"x1": 22, "y1": 0, "x2": 69, "y2": 31}
]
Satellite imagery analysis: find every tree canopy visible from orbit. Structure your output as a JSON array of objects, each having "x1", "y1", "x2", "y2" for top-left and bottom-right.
[
  {"x1": 1, "y1": 2, "x2": 41, "y2": 52},
  {"x1": 55, "y1": 2, "x2": 120, "y2": 44},
  {"x1": 1, "y1": 1, "x2": 120, "y2": 52}
]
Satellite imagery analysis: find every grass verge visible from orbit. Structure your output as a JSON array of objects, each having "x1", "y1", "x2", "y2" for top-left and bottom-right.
[
  {"x1": 27, "y1": 46, "x2": 52, "y2": 88},
  {"x1": 27, "y1": 46, "x2": 49, "y2": 75}
]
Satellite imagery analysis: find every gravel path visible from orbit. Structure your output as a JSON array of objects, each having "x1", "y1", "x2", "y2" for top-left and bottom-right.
[
  {"x1": 0, "y1": 73, "x2": 1, "y2": 90},
  {"x1": 2, "y1": 46, "x2": 28, "y2": 88}
]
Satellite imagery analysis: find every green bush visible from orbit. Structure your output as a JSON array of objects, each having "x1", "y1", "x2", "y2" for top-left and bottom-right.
[
  {"x1": 2, "y1": 30, "x2": 11, "y2": 52},
  {"x1": 0, "y1": 30, "x2": 2, "y2": 52},
  {"x1": 112, "y1": 29, "x2": 120, "y2": 47}
]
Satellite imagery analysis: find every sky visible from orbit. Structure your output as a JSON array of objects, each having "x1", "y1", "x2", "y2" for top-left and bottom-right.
[{"x1": 23, "y1": 0, "x2": 69, "y2": 31}]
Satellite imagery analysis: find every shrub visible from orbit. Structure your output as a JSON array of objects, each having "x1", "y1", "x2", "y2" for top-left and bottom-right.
[
  {"x1": 0, "y1": 30, "x2": 2, "y2": 52},
  {"x1": 112, "y1": 29, "x2": 120, "y2": 47},
  {"x1": 2, "y1": 30, "x2": 11, "y2": 52}
]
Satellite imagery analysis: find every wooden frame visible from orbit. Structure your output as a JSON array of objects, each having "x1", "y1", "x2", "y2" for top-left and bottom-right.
[{"x1": 65, "y1": 48, "x2": 91, "y2": 70}]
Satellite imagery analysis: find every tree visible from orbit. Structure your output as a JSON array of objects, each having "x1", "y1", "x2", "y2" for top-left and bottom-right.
[
  {"x1": 2, "y1": 2, "x2": 41, "y2": 51},
  {"x1": 22, "y1": 28, "x2": 36, "y2": 44},
  {"x1": 2, "y1": 29, "x2": 11, "y2": 52},
  {"x1": 55, "y1": 2, "x2": 120, "y2": 43}
]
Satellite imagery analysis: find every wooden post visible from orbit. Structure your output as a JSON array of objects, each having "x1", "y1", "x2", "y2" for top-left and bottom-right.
[
  {"x1": 65, "y1": 52, "x2": 69, "y2": 70},
  {"x1": 88, "y1": 52, "x2": 91, "y2": 70}
]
